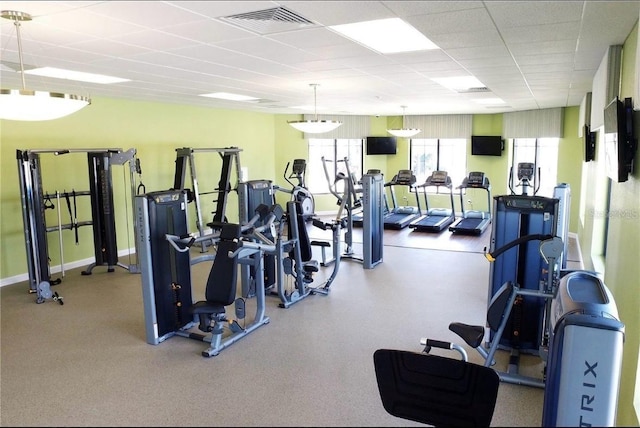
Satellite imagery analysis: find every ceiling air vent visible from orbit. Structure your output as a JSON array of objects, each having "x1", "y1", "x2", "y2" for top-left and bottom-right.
[
  {"x1": 457, "y1": 87, "x2": 490, "y2": 93},
  {"x1": 220, "y1": 7, "x2": 316, "y2": 35}
]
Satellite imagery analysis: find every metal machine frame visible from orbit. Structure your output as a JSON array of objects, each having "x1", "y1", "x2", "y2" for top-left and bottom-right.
[{"x1": 17, "y1": 148, "x2": 142, "y2": 304}]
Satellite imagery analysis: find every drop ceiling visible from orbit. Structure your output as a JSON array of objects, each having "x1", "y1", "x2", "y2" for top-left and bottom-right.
[{"x1": 1, "y1": 1, "x2": 639, "y2": 116}]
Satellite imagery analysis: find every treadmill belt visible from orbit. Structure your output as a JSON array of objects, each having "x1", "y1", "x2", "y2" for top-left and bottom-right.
[
  {"x1": 450, "y1": 218, "x2": 488, "y2": 235},
  {"x1": 411, "y1": 215, "x2": 452, "y2": 233},
  {"x1": 384, "y1": 213, "x2": 419, "y2": 230}
]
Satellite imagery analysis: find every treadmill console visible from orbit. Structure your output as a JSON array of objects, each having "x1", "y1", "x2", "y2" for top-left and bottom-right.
[
  {"x1": 394, "y1": 170, "x2": 416, "y2": 185},
  {"x1": 430, "y1": 170, "x2": 448, "y2": 185},
  {"x1": 465, "y1": 171, "x2": 489, "y2": 188}
]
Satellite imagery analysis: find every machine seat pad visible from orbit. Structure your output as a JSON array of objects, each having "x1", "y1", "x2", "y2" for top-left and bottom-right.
[
  {"x1": 303, "y1": 260, "x2": 319, "y2": 273},
  {"x1": 310, "y1": 240, "x2": 330, "y2": 248},
  {"x1": 449, "y1": 322, "x2": 485, "y2": 348},
  {"x1": 374, "y1": 348, "x2": 499, "y2": 427},
  {"x1": 190, "y1": 300, "x2": 226, "y2": 316}
]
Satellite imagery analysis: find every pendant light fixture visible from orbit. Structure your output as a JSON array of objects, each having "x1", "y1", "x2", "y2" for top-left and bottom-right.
[
  {"x1": 288, "y1": 83, "x2": 342, "y2": 134},
  {"x1": 0, "y1": 10, "x2": 91, "y2": 121},
  {"x1": 387, "y1": 105, "x2": 421, "y2": 138}
]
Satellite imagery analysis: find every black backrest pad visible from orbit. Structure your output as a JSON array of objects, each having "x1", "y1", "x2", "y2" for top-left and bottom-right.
[
  {"x1": 205, "y1": 223, "x2": 241, "y2": 305},
  {"x1": 373, "y1": 349, "x2": 499, "y2": 427},
  {"x1": 287, "y1": 201, "x2": 312, "y2": 262}
]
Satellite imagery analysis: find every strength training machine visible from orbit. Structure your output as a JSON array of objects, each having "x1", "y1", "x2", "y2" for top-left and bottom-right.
[
  {"x1": 17, "y1": 148, "x2": 143, "y2": 304},
  {"x1": 237, "y1": 179, "x2": 339, "y2": 307},
  {"x1": 135, "y1": 189, "x2": 270, "y2": 357},
  {"x1": 373, "y1": 269, "x2": 624, "y2": 427}
]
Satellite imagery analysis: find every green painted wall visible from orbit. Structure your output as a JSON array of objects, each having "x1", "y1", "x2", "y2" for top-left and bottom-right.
[
  {"x1": 1, "y1": 98, "x2": 277, "y2": 279},
  {"x1": 605, "y1": 21, "x2": 639, "y2": 427}
]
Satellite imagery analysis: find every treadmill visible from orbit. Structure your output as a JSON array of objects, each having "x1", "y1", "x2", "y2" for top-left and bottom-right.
[
  {"x1": 449, "y1": 171, "x2": 491, "y2": 235},
  {"x1": 409, "y1": 170, "x2": 456, "y2": 233},
  {"x1": 382, "y1": 169, "x2": 422, "y2": 230}
]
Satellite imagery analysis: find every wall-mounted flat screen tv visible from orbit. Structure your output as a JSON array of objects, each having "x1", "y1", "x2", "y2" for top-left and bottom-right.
[
  {"x1": 471, "y1": 135, "x2": 503, "y2": 156},
  {"x1": 366, "y1": 136, "x2": 397, "y2": 155},
  {"x1": 584, "y1": 124, "x2": 596, "y2": 162},
  {"x1": 604, "y1": 96, "x2": 636, "y2": 183}
]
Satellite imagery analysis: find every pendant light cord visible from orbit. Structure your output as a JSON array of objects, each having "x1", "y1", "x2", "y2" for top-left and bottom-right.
[
  {"x1": 2, "y1": 11, "x2": 32, "y2": 91},
  {"x1": 14, "y1": 17, "x2": 26, "y2": 90}
]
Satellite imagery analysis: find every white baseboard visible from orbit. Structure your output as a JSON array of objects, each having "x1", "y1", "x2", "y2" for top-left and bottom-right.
[{"x1": 0, "y1": 248, "x2": 137, "y2": 288}]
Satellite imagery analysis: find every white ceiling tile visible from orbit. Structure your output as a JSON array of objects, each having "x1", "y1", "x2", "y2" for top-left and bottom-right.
[{"x1": 1, "y1": 1, "x2": 637, "y2": 115}]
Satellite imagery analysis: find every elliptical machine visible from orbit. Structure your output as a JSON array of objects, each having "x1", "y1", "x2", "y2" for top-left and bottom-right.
[{"x1": 281, "y1": 159, "x2": 315, "y2": 221}]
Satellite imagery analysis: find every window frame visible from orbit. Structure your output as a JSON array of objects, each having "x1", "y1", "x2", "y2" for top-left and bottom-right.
[
  {"x1": 409, "y1": 137, "x2": 467, "y2": 195},
  {"x1": 509, "y1": 137, "x2": 559, "y2": 197}
]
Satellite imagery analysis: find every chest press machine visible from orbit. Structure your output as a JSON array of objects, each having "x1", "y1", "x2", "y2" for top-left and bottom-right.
[{"x1": 136, "y1": 189, "x2": 271, "y2": 357}]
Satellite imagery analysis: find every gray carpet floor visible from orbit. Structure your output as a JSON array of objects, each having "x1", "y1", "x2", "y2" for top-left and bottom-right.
[{"x1": 0, "y1": 233, "x2": 558, "y2": 427}]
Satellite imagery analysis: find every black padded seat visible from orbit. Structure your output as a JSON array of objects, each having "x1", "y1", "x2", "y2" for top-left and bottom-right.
[
  {"x1": 190, "y1": 223, "x2": 242, "y2": 332},
  {"x1": 374, "y1": 348, "x2": 499, "y2": 427}
]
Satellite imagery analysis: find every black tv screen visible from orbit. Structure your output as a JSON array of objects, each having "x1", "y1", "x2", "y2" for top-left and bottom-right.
[
  {"x1": 604, "y1": 97, "x2": 636, "y2": 183},
  {"x1": 471, "y1": 135, "x2": 503, "y2": 156},
  {"x1": 366, "y1": 136, "x2": 397, "y2": 155},
  {"x1": 584, "y1": 124, "x2": 596, "y2": 162}
]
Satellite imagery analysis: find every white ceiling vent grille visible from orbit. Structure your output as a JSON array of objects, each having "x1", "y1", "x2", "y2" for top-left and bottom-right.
[
  {"x1": 457, "y1": 87, "x2": 490, "y2": 93},
  {"x1": 220, "y1": 7, "x2": 316, "y2": 35}
]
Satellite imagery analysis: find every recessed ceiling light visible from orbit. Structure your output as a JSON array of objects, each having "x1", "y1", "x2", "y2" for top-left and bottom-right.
[
  {"x1": 329, "y1": 17, "x2": 439, "y2": 54},
  {"x1": 200, "y1": 92, "x2": 260, "y2": 102},
  {"x1": 432, "y1": 76, "x2": 486, "y2": 92},
  {"x1": 25, "y1": 67, "x2": 129, "y2": 84}
]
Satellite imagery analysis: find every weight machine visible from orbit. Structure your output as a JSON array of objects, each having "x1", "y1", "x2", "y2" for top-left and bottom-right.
[
  {"x1": 17, "y1": 148, "x2": 143, "y2": 304},
  {"x1": 237, "y1": 180, "x2": 333, "y2": 307},
  {"x1": 374, "y1": 267, "x2": 624, "y2": 427},
  {"x1": 136, "y1": 189, "x2": 270, "y2": 357}
]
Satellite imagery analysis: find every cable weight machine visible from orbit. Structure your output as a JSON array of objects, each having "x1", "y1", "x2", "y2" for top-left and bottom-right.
[{"x1": 17, "y1": 148, "x2": 144, "y2": 304}]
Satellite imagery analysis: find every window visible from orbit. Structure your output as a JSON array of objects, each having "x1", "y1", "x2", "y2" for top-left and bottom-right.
[
  {"x1": 409, "y1": 138, "x2": 467, "y2": 192},
  {"x1": 509, "y1": 138, "x2": 559, "y2": 197},
  {"x1": 307, "y1": 139, "x2": 363, "y2": 194}
]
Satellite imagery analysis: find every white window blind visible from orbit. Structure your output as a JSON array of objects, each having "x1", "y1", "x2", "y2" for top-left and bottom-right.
[
  {"x1": 302, "y1": 115, "x2": 370, "y2": 139},
  {"x1": 502, "y1": 107, "x2": 564, "y2": 138},
  {"x1": 405, "y1": 114, "x2": 472, "y2": 138}
]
